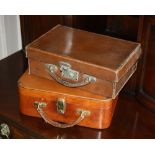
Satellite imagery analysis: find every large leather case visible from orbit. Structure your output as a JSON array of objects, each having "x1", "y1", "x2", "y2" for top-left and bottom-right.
[
  {"x1": 18, "y1": 70, "x2": 118, "y2": 129},
  {"x1": 26, "y1": 25, "x2": 141, "y2": 98}
]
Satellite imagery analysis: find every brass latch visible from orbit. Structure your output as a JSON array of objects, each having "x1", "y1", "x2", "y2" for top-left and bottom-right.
[
  {"x1": 34, "y1": 101, "x2": 47, "y2": 108},
  {"x1": 59, "y1": 61, "x2": 79, "y2": 81},
  {"x1": 56, "y1": 98, "x2": 66, "y2": 114}
]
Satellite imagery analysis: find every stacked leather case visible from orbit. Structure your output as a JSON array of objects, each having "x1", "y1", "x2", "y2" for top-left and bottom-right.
[{"x1": 18, "y1": 25, "x2": 141, "y2": 129}]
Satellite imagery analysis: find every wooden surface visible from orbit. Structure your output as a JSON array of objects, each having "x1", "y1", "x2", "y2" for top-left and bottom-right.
[
  {"x1": 0, "y1": 51, "x2": 155, "y2": 138},
  {"x1": 136, "y1": 16, "x2": 155, "y2": 112}
]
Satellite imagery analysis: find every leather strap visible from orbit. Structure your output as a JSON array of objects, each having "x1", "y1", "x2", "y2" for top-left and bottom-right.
[{"x1": 36, "y1": 103, "x2": 89, "y2": 128}]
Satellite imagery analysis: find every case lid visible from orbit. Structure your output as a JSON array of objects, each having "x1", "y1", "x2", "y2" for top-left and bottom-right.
[{"x1": 26, "y1": 25, "x2": 141, "y2": 82}]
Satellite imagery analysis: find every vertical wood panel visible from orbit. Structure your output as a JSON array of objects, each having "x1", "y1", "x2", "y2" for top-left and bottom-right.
[
  {"x1": 20, "y1": 15, "x2": 65, "y2": 48},
  {"x1": 105, "y1": 15, "x2": 139, "y2": 41},
  {"x1": 136, "y1": 16, "x2": 155, "y2": 111},
  {"x1": 71, "y1": 15, "x2": 107, "y2": 34}
]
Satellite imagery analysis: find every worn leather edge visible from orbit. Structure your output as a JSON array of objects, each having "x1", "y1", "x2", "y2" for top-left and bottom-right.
[
  {"x1": 17, "y1": 72, "x2": 114, "y2": 102},
  {"x1": 115, "y1": 44, "x2": 141, "y2": 81},
  {"x1": 112, "y1": 63, "x2": 137, "y2": 98},
  {"x1": 18, "y1": 86, "x2": 116, "y2": 111}
]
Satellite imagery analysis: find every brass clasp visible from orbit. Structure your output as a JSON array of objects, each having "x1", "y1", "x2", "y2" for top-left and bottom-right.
[
  {"x1": 34, "y1": 101, "x2": 47, "y2": 108},
  {"x1": 59, "y1": 61, "x2": 79, "y2": 81},
  {"x1": 56, "y1": 98, "x2": 66, "y2": 114}
]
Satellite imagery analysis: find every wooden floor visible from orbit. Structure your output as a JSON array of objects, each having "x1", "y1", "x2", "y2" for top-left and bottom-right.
[{"x1": 0, "y1": 51, "x2": 155, "y2": 138}]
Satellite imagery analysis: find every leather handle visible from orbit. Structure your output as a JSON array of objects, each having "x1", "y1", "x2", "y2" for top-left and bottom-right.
[
  {"x1": 45, "y1": 62, "x2": 96, "y2": 88},
  {"x1": 35, "y1": 102, "x2": 90, "y2": 128}
]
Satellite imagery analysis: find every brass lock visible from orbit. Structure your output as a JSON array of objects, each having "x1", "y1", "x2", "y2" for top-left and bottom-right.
[
  {"x1": 59, "y1": 61, "x2": 79, "y2": 81},
  {"x1": 0, "y1": 123, "x2": 10, "y2": 138},
  {"x1": 56, "y1": 98, "x2": 66, "y2": 114}
]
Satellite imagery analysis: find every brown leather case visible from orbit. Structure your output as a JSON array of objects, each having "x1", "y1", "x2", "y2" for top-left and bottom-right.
[
  {"x1": 18, "y1": 70, "x2": 118, "y2": 129},
  {"x1": 26, "y1": 25, "x2": 141, "y2": 98}
]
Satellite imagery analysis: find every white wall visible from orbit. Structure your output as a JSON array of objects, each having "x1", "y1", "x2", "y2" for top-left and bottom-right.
[{"x1": 0, "y1": 15, "x2": 22, "y2": 60}]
